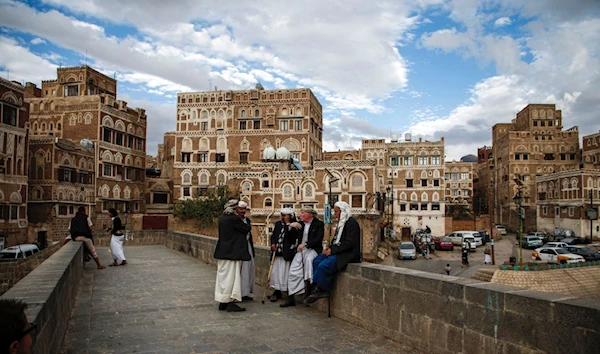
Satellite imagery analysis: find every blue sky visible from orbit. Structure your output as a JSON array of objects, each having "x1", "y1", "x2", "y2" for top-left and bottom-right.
[{"x1": 1, "y1": 0, "x2": 599, "y2": 159}]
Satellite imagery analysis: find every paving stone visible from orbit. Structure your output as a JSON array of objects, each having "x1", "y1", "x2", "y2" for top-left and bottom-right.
[{"x1": 61, "y1": 246, "x2": 419, "y2": 354}]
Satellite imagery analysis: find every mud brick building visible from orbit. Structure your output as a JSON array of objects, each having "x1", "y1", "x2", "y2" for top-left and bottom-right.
[
  {"x1": 0, "y1": 78, "x2": 30, "y2": 246},
  {"x1": 492, "y1": 104, "x2": 580, "y2": 232},
  {"x1": 444, "y1": 160, "x2": 475, "y2": 211},
  {"x1": 25, "y1": 66, "x2": 148, "y2": 236}
]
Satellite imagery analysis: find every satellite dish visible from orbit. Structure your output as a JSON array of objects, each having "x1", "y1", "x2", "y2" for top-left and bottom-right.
[{"x1": 80, "y1": 139, "x2": 94, "y2": 148}]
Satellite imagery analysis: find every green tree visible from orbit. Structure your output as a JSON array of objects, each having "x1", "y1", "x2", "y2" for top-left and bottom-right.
[{"x1": 173, "y1": 186, "x2": 239, "y2": 226}]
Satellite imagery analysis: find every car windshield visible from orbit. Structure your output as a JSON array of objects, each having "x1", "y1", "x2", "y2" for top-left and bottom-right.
[
  {"x1": 0, "y1": 252, "x2": 17, "y2": 259},
  {"x1": 555, "y1": 249, "x2": 570, "y2": 255},
  {"x1": 528, "y1": 237, "x2": 541, "y2": 241},
  {"x1": 571, "y1": 248, "x2": 593, "y2": 254},
  {"x1": 400, "y1": 244, "x2": 414, "y2": 249},
  {"x1": 441, "y1": 237, "x2": 451, "y2": 242}
]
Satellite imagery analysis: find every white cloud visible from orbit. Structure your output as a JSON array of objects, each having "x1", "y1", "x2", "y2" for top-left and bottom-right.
[
  {"x1": 30, "y1": 37, "x2": 46, "y2": 45},
  {"x1": 0, "y1": 36, "x2": 57, "y2": 84},
  {"x1": 494, "y1": 17, "x2": 512, "y2": 27}
]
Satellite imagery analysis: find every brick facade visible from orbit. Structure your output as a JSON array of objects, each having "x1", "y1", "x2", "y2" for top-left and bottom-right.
[{"x1": 0, "y1": 78, "x2": 29, "y2": 246}]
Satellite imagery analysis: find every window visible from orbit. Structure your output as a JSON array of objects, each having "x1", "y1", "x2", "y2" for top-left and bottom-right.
[
  {"x1": 2, "y1": 105, "x2": 17, "y2": 126},
  {"x1": 542, "y1": 206, "x2": 547, "y2": 215},
  {"x1": 262, "y1": 180, "x2": 269, "y2": 188},
  {"x1": 433, "y1": 179, "x2": 440, "y2": 187},
  {"x1": 291, "y1": 152, "x2": 300, "y2": 161},
  {"x1": 198, "y1": 188, "x2": 208, "y2": 196},
  {"x1": 452, "y1": 173, "x2": 459, "y2": 180},
  {"x1": 103, "y1": 129, "x2": 111, "y2": 143},
  {"x1": 406, "y1": 179, "x2": 413, "y2": 188},
  {"x1": 241, "y1": 110, "x2": 246, "y2": 118},
  {"x1": 294, "y1": 120, "x2": 302, "y2": 131},
  {"x1": 153, "y1": 193, "x2": 168, "y2": 204},
  {"x1": 431, "y1": 156, "x2": 440, "y2": 165},
  {"x1": 570, "y1": 154, "x2": 576, "y2": 160},
  {"x1": 431, "y1": 203, "x2": 440, "y2": 211},
  {"x1": 198, "y1": 153, "x2": 208, "y2": 162},
  {"x1": 265, "y1": 198, "x2": 273, "y2": 207},
  {"x1": 523, "y1": 154, "x2": 528, "y2": 160},
  {"x1": 410, "y1": 203, "x2": 418, "y2": 211},
  {"x1": 253, "y1": 120, "x2": 260, "y2": 129},
  {"x1": 103, "y1": 164, "x2": 112, "y2": 177},
  {"x1": 65, "y1": 85, "x2": 79, "y2": 97},
  {"x1": 239, "y1": 121, "x2": 247, "y2": 130},
  {"x1": 400, "y1": 204, "x2": 406, "y2": 211},
  {"x1": 391, "y1": 157, "x2": 399, "y2": 166},
  {"x1": 461, "y1": 173, "x2": 469, "y2": 180},
  {"x1": 327, "y1": 194, "x2": 339, "y2": 205},
  {"x1": 200, "y1": 122, "x2": 208, "y2": 130},
  {"x1": 418, "y1": 157, "x2": 428, "y2": 165},
  {"x1": 280, "y1": 120, "x2": 289, "y2": 131},
  {"x1": 420, "y1": 203, "x2": 428, "y2": 211},
  {"x1": 544, "y1": 153, "x2": 555, "y2": 160},
  {"x1": 569, "y1": 207, "x2": 574, "y2": 217},
  {"x1": 421, "y1": 179, "x2": 427, "y2": 187},
  {"x1": 351, "y1": 195, "x2": 362, "y2": 208},
  {"x1": 58, "y1": 205, "x2": 68, "y2": 215},
  {"x1": 239, "y1": 152, "x2": 249, "y2": 164},
  {"x1": 181, "y1": 153, "x2": 191, "y2": 163},
  {"x1": 451, "y1": 189, "x2": 458, "y2": 196},
  {"x1": 136, "y1": 139, "x2": 143, "y2": 150},
  {"x1": 183, "y1": 187, "x2": 190, "y2": 197},
  {"x1": 116, "y1": 132, "x2": 124, "y2": 146},
  {"x1": 216, "y1": 153, "x2": 225, "y2": 162},
  {"x1": 461, "y1": 190, "x2": 469, "y2": 197}
]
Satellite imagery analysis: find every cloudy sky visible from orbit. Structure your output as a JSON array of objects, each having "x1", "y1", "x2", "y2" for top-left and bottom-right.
[{"x1": 1, "y1": 0, "x2": 599, "y2": 160}]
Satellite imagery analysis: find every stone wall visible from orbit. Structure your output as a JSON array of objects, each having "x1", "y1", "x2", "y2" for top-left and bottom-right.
[
  {"x1": 0, "y1": 242, "x2": 61, "y2": 295},
  {"x1": 0, "y1": 242, "x2": 84, "y2": 354},
  {"x1": 145, "y1": 230, "x2": 600, "y2": 354}
]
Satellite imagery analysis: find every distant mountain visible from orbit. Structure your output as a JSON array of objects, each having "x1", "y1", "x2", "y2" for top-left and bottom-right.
[{"x1": 460, "y1": 154, "x2": 478, "y2": 163}]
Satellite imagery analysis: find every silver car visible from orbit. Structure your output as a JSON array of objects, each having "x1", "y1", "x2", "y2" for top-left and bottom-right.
[{"x1": 399, "y1": 242, "x2": 417, "y2": 260}]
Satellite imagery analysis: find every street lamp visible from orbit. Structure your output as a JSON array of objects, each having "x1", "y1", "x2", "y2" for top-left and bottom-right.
[
  {"x1": 513, "y1": 178, "x2": 524, "y2": 267},
  {"x1": 325, "y1": 168, "x2": 339, "y2": 242}
]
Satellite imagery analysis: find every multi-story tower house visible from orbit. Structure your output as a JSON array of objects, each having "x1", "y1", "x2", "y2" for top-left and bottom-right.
[
  {"x1": 172, "y1": 87, "x2": 323, "y2": 201},
  {"x1": 474, "y1": 146, "x2": 494, "y2": 216},
  {"x1": 444, "y1": 160, "x2": 474, "y2": 211},
  {"x1": 0, "y1": 78, "x2": 29, "y2": 246},
  {"x1": 25, "y1": 66, "x2": 148, "y2": 223},
  {"x1": 582, "y1": 130, "x2": 600, "y2": 169},
  {"x1": 360, "y1": 136, "x2": 446, "y2": 238},
  {"x1": 492, "y1": 104, "x2": 580, "y2": 232},
  {"x1": 536, "y1": 169, "x2": 600, "y2": 239},
  {"x1": 27, "y1": 138, "x2": 95, "y2": 241}
]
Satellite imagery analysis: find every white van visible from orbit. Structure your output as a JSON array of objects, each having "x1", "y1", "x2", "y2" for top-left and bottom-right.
[
  {"x1": 0, "y1": 244, "x2": 40, "y2": 260},
  {"x1": 447, "y1": 231, "x2": 479, "y2": 250}
]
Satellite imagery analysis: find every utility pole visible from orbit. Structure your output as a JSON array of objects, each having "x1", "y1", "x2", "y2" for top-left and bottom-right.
[
  {"x1": 489, "y1": 176, "x2": 495, "y2": 265},
  {"x1": 513, "y1": 178, "x2": 524, "y2": 267},
  {"x1": 590, "y1": 190, "x2": 594, "y2": 241}
]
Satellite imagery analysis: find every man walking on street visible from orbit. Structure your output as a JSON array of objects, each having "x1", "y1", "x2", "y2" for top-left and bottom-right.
[{"x1": 69, "y1": 206, "x2": 105, "y2": 269}]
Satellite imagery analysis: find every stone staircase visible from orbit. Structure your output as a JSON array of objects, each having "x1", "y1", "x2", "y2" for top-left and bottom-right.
[{"x1": 471, "y1": 268, "x2": 497, "y2": 282}]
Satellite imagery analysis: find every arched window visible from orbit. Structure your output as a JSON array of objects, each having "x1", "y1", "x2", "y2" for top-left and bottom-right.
[
  {"x1": 241, "y1": 110, "x2": 246, "y2": 118},
  {"x1": 264, "y1": 198, "x2": 273, "y2": 208},
  {"x1": 304, "y1": 184, "x2": 313, "y2": 198},
  {"x1": 283, "y1": 184, "x2": 293, "y2": 199},
  {"x1": 255, "y1": 109, "x2": 260, "y2": 117}
]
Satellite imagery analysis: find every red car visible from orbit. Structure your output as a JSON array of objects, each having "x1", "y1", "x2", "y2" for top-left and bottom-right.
[{"x1": 434, "y1": 237, "x2": 454, "y2": 251}]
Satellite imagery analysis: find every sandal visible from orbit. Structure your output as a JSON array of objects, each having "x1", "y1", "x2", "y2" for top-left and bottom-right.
[
  {"x1": 120, "y1": 261, "x2": 128, "y2": 266},
  {"x1": 97, "y1": 265, "x2": 106, "y2": 269},
  {"x1": 109, "y1": 263, "x2": 119, "y2": 267}
]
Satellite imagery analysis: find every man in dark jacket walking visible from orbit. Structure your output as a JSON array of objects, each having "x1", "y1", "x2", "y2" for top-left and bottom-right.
[
  {"x1": 214, "y1": 200, "x2": 252, "y2": 312},
  {"x1": 69, "y1": 206, "x2": 105, "y2": 269},
  {"x1": 305, "y1": 201, "x2": 361, "y2": 303}
]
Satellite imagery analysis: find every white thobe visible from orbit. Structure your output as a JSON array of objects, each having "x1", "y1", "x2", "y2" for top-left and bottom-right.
[
  {"x1": 287, "y1": 221, "x2": 317, "y2": 295},
  {"x1": 215, "y1": 260, "x2": 243, "y2": 303}
]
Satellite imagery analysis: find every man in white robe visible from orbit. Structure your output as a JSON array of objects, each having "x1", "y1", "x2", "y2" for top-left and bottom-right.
[
  {"x1": 285, "y1": 206, "x2": 324, "y2": 303},
  {"x1": 214, "y1": 200, "x2": 251, "y2": 312}
]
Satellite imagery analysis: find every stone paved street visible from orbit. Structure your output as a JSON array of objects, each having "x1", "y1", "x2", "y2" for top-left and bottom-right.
[{"x1": 61, "y1": 246, "x2": 420, "y2": 354}]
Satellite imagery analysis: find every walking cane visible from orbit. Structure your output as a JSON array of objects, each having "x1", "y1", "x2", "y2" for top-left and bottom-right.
[{"x1": 262, "y1": 250, "x2": 277, "y2": 304}]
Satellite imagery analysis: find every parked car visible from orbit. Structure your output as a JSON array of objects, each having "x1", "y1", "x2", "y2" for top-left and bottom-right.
[
  {"x1": 462, "y1": 235, "x2": 477, "y2": 252},
  {"x1": 0, "y1": 244, "x2": 40, "y2": 260},
  {"x1": 562, "y1": 237, "x2": 591, "y2": 246},
  {"x1": 447, "y1": 231, "x2": 480, "y2": 247},
  {"x1": 532, "y1": 247, "x2": 584, "y2": 264},
  {"x1": 544, "y1": 242, "x2": 569, "y2": 249},
  {"x1": 521, "y1": 236, "x2": 543, "y2": 249},
  {"x1": 399, "y1": 242, "x2": 417, "y2": 260},
  {"x1": 477, "y1": 231, "x2": 490, "y2": 245},
  {"x1": 527, "y1": 231, "x2": 550, "y2": 243},
  {"x1": 434, "y1": 237, "x2": 454, "y2": 251},
  {"x1": 495, "y1": 225, "x2": 507, "y2": 235},
  {"x1": 565, "y1": 246, "x2": 600, "y2": 261},
  {"x1": 585, "y1": 244, "x2": 600, "y2": 253}
]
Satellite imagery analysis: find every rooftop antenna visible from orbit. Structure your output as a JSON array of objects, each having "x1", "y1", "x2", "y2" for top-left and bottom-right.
[
  {"x1": 85, "y1": 49, "x2": 88, "y2": 66},
  {"x1": 209, "y1": 79, "x2": 212, "y2": 91}
]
